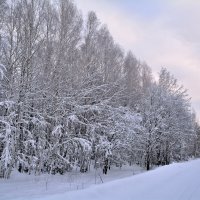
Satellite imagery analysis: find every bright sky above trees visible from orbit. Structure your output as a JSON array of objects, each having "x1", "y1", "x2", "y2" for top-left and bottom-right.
[{"x1": 74, "y1": 0, "x2": 200, "y2": 120}]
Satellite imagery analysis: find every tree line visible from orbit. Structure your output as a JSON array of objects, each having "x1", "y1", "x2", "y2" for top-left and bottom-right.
[{"x1": 0, "y1": 0, "x2": 199, "y2": 178}]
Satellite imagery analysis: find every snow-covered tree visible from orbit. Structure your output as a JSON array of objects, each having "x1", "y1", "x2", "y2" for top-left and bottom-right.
[{"x1": 0, "y1": 0, "x2": 198, "y2": 178}]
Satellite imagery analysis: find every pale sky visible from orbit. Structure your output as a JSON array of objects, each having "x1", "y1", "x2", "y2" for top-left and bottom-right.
[{"x1": 74, "y1": 0, "x2": 200, "y2": 120}]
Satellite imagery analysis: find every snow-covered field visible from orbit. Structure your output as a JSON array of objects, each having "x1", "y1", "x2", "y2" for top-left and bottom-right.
[
  {"x1": 0, "y1": 164, "x2": 143, "y2": 200},
  {"x1": 1, "y1": 159, "x2": 200, "y2": 200}
]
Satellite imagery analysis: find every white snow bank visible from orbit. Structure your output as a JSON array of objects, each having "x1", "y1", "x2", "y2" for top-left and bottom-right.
[
  {"x1": 1, "y1": 159, "x2": 200, "y2": 200},
  {"x1": 59, "y1": 159, "x2": 200, "y2": 200},
  {"x1": 0, "y1": 164, "x2": 143, "y2": 200},
  {"x1": 41, "y1": 160, "x2": 200, "y2": 200}
]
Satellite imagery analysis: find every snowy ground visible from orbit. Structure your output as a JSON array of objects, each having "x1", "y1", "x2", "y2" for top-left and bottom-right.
[
  {"x1": 1, "y1": 159, "x2": 200, "y2": 200},
  {"x1": 0, "y1": 164, "x2": 143, "y2": 200}
]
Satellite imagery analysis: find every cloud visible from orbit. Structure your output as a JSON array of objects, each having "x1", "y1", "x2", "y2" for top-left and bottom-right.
[{"x1": 74, "y1": 0, "x2": 200, "y2": 119}]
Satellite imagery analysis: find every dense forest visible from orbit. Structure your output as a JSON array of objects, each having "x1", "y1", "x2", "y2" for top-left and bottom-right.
[{"x1": 0, "y1": 0, "x2": 200, "y2": 179}]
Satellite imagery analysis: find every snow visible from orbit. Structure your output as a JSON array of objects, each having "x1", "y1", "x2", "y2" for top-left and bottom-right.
[
  {"x1": 0, "y1": 63, "x2": 6, "y2": 79},
  {"x1": 1, "y1": 160, "x2": 200, "y2": 200},
  {"x1": 0, "y1": 164, "x2": 143, "y2": 200}
]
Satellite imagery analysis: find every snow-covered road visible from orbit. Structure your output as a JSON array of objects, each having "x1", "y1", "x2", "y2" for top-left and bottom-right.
[{"x1": 1, "y1": 159, "x2": 200, "y2": 200}]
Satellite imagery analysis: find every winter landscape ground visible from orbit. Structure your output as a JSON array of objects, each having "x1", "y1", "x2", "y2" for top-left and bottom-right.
[{"x1": 1, "y1": 159, "x2": 200, "y2": 200}]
